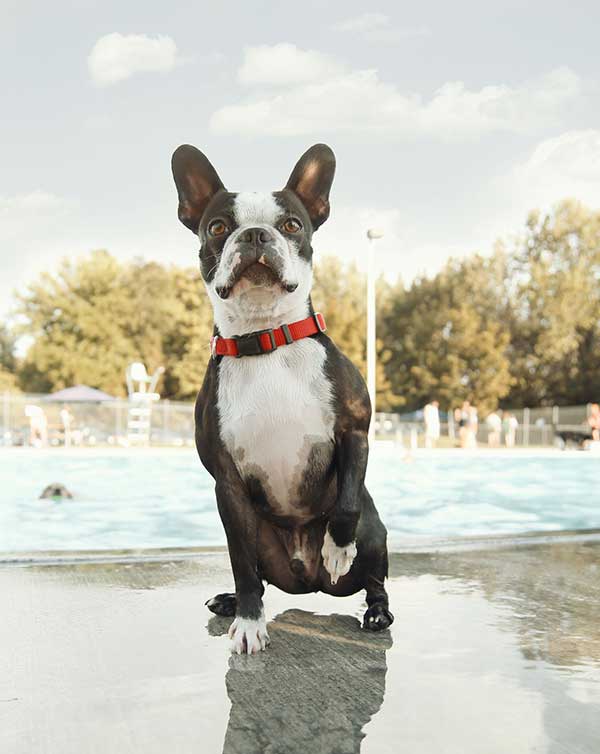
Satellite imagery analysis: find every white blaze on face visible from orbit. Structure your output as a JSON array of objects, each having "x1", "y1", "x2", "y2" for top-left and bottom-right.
[{"x1": 233, "y1": 192, "x2": 282, "y2": 227}]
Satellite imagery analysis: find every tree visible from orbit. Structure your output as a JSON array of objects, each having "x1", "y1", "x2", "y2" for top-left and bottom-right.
[
  {"x1": 17, "y1": 251, "x2": 212, "y2": 398},
  {"x1": 162, "y1": 267, "x2": 213, "y2": 400},
  {"x1": 18, "y1": 251, "x2": 144, "y2": 395},
  {"x1": 375, "y1": 279, "x2": 405, "y2": 411},
  {"x1": 0, "y1": 324, "x2": 19, "y2": 392},
  {"x1": 506, "y1": 200, "x2": 600, "y2": 406},
  {"x1": 312, "y1": 256, "x2": 401, "y2": 411},
  {"x1": 13, "y1": 201, "x2": 600, "y2": 410},
  {"x1": 312, "y1": 256, "x2": 367, "y2": 374},
  {"x1": 382, "y1": 252, "x2": 513, "y2": 414}
]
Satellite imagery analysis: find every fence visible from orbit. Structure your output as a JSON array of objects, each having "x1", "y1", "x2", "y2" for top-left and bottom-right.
[
  {"x1": 1, "y1": 392, "x2": 594, "y2": 448},
  {"x1": 1, "y1": 393, "x2": 195, "y2": 448},
  {"x1": 375, "y1": 405, "x2": 592, "y2": 448}
]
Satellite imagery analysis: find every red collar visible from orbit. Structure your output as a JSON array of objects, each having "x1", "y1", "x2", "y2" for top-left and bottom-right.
[{"x1": 210, "y1": 312, "x2": 326, "y2": 358}]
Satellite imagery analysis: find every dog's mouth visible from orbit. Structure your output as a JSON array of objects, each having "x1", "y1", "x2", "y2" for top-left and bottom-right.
[
  {"x1": 216, "y1": 260, "x2": 298, "y2": 300},
  {"x1": 240, "y1": 260, "x2": 279, "y2": 286}
]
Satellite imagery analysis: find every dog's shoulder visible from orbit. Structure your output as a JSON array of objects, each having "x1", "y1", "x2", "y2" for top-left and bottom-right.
[{"x1": 320, "y1": 335, "x2": 371, "y2": 435}]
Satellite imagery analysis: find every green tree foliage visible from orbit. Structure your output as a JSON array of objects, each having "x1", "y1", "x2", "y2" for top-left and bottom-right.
[
  {"x1": 312, "y1": 256, "x2": 367, "y2": 373},
  {"x1": 0, "y1": 324, "x2": 19, "y2": 392},
  {"x1": 17, "y1": 250, "x2": 212, "y2": 398},
  {"x1": 506, "y1": 200, "x2": 600, "y2": 405},
  {"x1": 382, "y1": 253, "x2": 513, "y2": 414},
  {"x1": 161, "y1": 267, "x2": 213, "y2": 400},
  {"x1": 11, "y1": 200, "x2": 600, "y2": 409},
  {"x1": 381, "y1": 199, "x2": 600, "y2": 412},
  {"x1": 312, "y1": 257, "x2": 400, "y2": 411}
]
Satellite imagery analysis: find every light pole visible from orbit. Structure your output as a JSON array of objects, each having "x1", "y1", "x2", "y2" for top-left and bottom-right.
[{"x1": 366, "y1": 228, "x2": 384, "y2": 444}]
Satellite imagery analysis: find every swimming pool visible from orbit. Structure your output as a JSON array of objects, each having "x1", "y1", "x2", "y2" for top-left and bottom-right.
[{"x1": 1, "y1": 446, "x2": 599, "y2": 553}]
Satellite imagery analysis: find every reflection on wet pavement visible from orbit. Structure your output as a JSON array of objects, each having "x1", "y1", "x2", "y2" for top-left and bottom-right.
[
  {"x1": 1, "y1": 534, "x2": 599, "y2": 753},
  {"x1": 217, "y1": 610, "x2": 391, "y2": 754}
]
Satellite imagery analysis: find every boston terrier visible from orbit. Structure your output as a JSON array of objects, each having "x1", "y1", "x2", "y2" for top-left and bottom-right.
[{"x1": 171, "y1": 143, "x2": 394, "y2": 654}]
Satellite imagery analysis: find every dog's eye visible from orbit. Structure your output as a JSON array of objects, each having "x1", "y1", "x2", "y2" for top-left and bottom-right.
[
  {"x1": 208, "y1": 220, "x2": 228, "y2": 237},
  {"x1": 281, "y1": 218, "x2": 302, "y2": 234}
]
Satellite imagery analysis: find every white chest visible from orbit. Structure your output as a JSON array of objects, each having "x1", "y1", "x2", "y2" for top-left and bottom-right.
[{"x1": 217, "y1": 339, "x2": 335, "y2": 515}]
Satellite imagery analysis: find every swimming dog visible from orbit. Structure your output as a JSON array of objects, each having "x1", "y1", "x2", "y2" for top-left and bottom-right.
[{"x1": 172, "y1": 143, "x2": 393, "y2": 653}]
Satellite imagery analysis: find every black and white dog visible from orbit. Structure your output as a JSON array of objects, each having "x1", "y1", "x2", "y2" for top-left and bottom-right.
[{"x1": 172, "y1": 143, "x2": 393, "y2": 654}]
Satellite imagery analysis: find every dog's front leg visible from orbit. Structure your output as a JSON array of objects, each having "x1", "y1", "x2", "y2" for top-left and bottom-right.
[
  {"x1": 215, "y1": 471, "x2": 269, "y2": 654},
  {"x1": 321, "y1": 430, "x2": 367, "y2": 584}
]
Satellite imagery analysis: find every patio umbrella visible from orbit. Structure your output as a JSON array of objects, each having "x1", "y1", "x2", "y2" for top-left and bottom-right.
[{"x1": 46, "y1": 385, "x2": 115, "y2": 402}]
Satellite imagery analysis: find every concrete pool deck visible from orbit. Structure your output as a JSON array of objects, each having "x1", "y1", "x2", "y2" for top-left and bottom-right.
[{"x1": 2, "y1": 532, "x2": 600, "y2": 753}]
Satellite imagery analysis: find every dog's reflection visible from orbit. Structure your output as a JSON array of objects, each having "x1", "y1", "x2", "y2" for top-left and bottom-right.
[{"x1": 208, "y1": 609, "x2": 392, "y2": 754}]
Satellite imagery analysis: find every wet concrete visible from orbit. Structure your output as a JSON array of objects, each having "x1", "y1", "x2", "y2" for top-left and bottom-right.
[{"x1": 2, "y1": 533, "x2": 600, "y2": 753}]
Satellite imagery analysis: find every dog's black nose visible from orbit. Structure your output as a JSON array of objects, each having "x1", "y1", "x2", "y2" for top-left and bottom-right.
[{"x1": 240, "y1": 227, "x2": 273, "y2": 246}]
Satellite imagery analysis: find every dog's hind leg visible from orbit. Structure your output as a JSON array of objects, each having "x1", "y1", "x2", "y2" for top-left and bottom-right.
[
  {"x1": 319, "y1": 488, "x2": 394, "y2": 630},
  {"x1": 206, "y1": 593, "x2": 237, "y2": 616},
  {"x1": 357, "y1": 490, "x2": 394, "y2": 631},
  {"x1": 205, "y1": 586, "x2": 263, "y2": 617}
]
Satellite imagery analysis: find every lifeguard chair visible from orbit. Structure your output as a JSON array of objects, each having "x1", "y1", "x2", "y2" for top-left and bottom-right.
[{"x1": 125, "y1": 362, "x2": 164, "y2": 445}]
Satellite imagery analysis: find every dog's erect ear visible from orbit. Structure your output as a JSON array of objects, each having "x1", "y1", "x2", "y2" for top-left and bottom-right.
[
  {"x1": 285, "y1": 144, "x2": 336, "y2": 230},
  {"x1": 171, "y1": 145, "x2": 225, "y2": 233}
]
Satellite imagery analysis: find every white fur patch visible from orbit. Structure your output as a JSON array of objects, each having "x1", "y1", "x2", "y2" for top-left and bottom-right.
[
  {"x1": 321, "y1": 529, "x2": 357, "y2": 585},
  {"x1": 217, "y1": 337, "x2": 335, "y2": 518},
  {"x1": 233, "y1": 192, "x2": 283, "y2": 227},
  {"x1": 229, "y1": 611, "x2": 270, "y2": 654}
]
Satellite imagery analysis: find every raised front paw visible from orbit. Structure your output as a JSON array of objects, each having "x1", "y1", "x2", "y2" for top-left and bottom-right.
[
  {"x1": 321, "y1": 528, "x2": 357, "y2": 585},
  {"x1": 228, "y1": 612, "x2": 270, "y2": 654}
]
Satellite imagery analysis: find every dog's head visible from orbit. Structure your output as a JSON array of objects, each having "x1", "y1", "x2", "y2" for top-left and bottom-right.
[{"x1": 171, "y1": 144, "x2": 335, "y2": 332}]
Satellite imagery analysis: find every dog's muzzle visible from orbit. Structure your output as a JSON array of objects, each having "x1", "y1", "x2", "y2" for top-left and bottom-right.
[{"x1": 215, "y1": 226, "x2": 297, "y2": 299}]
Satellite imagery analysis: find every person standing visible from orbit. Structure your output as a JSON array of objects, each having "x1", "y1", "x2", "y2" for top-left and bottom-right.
[
  {"x1": 424, "y1": 400, "x2": 441, "y2": 449},
  {"x1": 454, "y1": 401, "x2": 471, "y2": 449},
  {"x1": 503, "y1": 411, "x2": 519, "y2": 448},
  {"x1": 588, "y1": 403, "x2": 600, "y2": 442},
  {"x1": 466, "y1": 404, "x2": 479, "y2": 448},
  {"x1": 486, "y1": 410, "x2": 502, "y2": 447},
  {"x1": 24, "y1": 404, "x2": 48, "y2": 448}
]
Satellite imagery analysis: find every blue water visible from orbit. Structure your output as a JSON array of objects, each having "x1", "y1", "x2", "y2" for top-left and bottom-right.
[{"x1": 1, "y1": 447, "x2": 599, "y2": 552}]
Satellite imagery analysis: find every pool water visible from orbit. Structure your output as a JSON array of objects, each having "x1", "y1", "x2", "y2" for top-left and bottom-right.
[{"x1": 1, "y1": 447, "x2": 599, "y2": 552}]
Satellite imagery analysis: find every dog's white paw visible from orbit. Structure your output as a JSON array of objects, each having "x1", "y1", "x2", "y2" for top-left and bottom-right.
[
  {"x1": 321, "y1": 529, "x2": 357, "y2": 585},
  {"x1": 228, "y1": 612, "x2": 270, "y2": 654}
]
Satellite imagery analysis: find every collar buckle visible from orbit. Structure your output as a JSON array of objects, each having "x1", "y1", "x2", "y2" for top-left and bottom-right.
[{"x1": 234, "y1": 328, "x2": 277, "y2": 358}]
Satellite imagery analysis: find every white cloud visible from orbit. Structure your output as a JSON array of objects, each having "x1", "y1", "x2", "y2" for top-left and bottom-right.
[
  {"x1": 0, "y1": 191, "x2": 74, "y2": 240},
  {"x1": 88, "y1": 33, "x2": 179, "y2": 86},
  {"x1": 237, "y1": 43, "x2": 344, "y2": 86},
  {"x1": 333, "y1": 13, "x2": 430, "y2": 42},
  {"x1": 510, "y1": 130, "x2": 600, "y2": 208},
  {"x1": 211, "y1": 55, "x2": 580, "y2": 138}
]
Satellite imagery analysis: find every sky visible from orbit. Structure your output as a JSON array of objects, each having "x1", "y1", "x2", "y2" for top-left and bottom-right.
[{"x1": 2, "y1": 0, "x2": 600, "y2": 320}]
